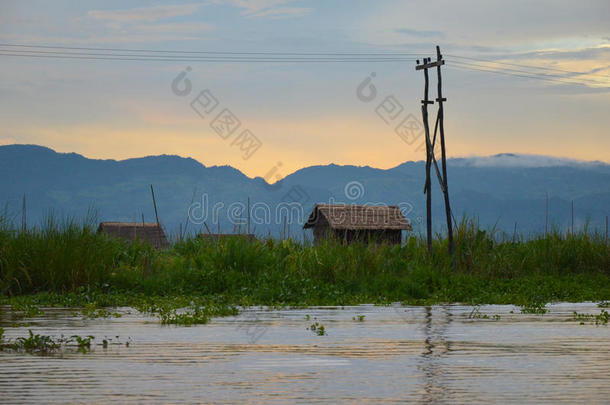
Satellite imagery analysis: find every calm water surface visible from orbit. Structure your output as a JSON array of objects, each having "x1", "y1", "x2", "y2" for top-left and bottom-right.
[{"x1": 1, "y1": 303, "x2": 609, "y2": 404}]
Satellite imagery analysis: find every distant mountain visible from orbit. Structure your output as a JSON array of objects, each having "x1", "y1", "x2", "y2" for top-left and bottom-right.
[{"x1": 1, "y1": 144, "x2": 609, "y2": 240}]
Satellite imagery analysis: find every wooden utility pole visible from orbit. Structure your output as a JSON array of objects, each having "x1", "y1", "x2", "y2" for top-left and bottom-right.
[
  {"x1": 416, "y1": 56, "x2": 434, "y2": 252},
  {"x1": 150, "y1": 184, "x2": 162, "y2": 247},
  {"x1": 434, "y1": 46, "x2": 454, "y2": 254},
  {"x1": 21, "y1": 193, "x2": 26, "y2": 233},
  {"x1": 416, "y1": 46, "x2": 454, "y2": 254}
]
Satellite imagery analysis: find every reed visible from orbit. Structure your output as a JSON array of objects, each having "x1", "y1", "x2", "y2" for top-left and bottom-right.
[{"x1": 1, "y1": 214, "x2": 609, "y2": 306}]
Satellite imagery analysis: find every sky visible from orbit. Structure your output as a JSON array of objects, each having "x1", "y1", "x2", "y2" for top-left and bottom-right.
[{"x1": 0, "y1": 0, "x2": 609, "y2": 180}]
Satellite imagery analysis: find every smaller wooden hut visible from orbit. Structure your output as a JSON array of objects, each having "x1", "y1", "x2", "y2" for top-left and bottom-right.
[
  {"x1": 303, "y1": 204, "x2": 412, "y2": 245},
  {"x1": 97, "y1": 222, "x2": 169, "y2": 249}
]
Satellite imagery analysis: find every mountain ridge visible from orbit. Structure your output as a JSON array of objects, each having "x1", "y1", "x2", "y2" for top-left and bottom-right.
[{"x1": 2, "y1": 144, "x2": 609, "y2": 239}]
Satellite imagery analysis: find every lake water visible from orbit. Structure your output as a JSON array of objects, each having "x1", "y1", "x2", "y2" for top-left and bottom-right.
[{"x1": 1, "y1": 303, "x2": 609, "y2": 404}]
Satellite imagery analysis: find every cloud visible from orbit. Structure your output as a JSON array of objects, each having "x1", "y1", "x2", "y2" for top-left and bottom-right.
[
  {"x1": 396, "y1": 28, "x2": 444, "y2": 38},
  {"x1": 88, "y1": 4, "x2": 200, "y2": 23},
  {"x1": 246, "y1": 7, "x2": 312, "y2": 18},
  {"x1": 210, "y1": 0, "x2": 312, "y2": 18},
  {"x1": 128, "y1": 22, "x2": 213, "y2": 35},
  {"x1": 450, "y1": 153, "x2": 607, "y2": 168}
]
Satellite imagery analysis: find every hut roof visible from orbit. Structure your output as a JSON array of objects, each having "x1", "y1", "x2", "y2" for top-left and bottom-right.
[
  {"x1": 303, "y1": 204, "x2": 412, "y2": 231},
  {"x1": 97, "y1": 222, "x2": 169, "y2": 249}
]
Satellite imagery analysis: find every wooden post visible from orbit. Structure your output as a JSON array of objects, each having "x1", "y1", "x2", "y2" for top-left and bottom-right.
[
  {"x1": 247, "y1": 197, "x2": 251, "y2": 235},
  {"x1": 571, "y1": 200, "x2": 574, "y2": 235},
  {"x1": 545, "y1": 193, "x2": 548, "y2": 236},
  {"x1": 150, "y1": 184, "x2": 161, "y2": 248},
  {"x1": 434, "y1": 46, "x2": 454, "y2": 255},
  {"x1": 416, "y1": 57, "x2": 435, "y2": 252},
  {"x1": 282, "y1": 215, "x2": 287, "y2": 240},
  {"x1": 183, "y1": 188, "x2": 197, "y2": 240},
  {"x1": 21, "y1": 193, "x2": 26, "y2": 233}
]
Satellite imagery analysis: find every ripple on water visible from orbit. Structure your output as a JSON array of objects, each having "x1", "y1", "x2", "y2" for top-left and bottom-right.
[{"x1": 1, "y1": 303, "x2": 609, "y2": 404}]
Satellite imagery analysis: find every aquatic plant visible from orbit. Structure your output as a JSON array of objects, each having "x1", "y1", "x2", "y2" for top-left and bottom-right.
[
  {"x1": 309, "y1": 322, "x2": 326, "y2": 336},
  {"x1": 572, "y1": 310, "x2": 608, "y2": 326},
  {"x1": 159, "y1": 306, "x2": 210, "y2": 326},
  {"x1": 520, "y1": 303, "x2": 548, "y2": 314},
  {"x1": 353, "y1": 315, "x2": 365, "y2": 322}
]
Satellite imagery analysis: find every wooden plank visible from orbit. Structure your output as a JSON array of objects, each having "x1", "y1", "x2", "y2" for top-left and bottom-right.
[{"x1": 416, "y1": 60, "x2": 444, "y2": 70}]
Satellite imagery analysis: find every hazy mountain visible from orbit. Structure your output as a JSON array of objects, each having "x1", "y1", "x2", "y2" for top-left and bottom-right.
[{"x1": 1, "y1": 144, "x2": 609, "y2": 240}]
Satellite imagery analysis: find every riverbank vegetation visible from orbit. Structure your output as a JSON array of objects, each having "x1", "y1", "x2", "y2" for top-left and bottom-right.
[{"x1": 1, "y1": 215, "x2": 609, "y2": 314}]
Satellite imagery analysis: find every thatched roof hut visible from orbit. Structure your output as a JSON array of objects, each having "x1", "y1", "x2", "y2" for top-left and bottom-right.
[
  {"x1": 97, "y1": 222, "x2": 169, "y2": 249},
  {"x1": 303, "y1": 204, "x2": 412, "y2": 244}
]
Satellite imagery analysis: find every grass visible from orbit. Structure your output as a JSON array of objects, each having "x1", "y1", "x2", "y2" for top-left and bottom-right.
[{"x1": 0, "y1": 214, "x2": 609, "y2": 314}]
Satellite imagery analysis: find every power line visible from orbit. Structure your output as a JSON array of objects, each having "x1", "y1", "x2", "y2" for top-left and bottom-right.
[
  {"x1": 0, "y1": 42, "x2": 607, "y2": 86},
  {"x1": 0, "y1": 52, "x2": 417, "y2": 62},
  {"x1": 0, "y1": 43, "x2": 422, "y2": 57},
  {"x1": 447, "y1": 60, "x2": 608, "y2": 87},
  {"x1": 446, "y1": 53, "x2": 609, "y2": 79}
]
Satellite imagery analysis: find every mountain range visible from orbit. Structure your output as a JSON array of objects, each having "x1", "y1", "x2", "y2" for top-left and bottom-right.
[{"x1": 2, "y1": 144, "x2": 609, "y2": 240}]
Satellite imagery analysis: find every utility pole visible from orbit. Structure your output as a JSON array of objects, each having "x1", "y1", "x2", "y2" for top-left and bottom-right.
[
  {"x1": 416, "y1": 46, "x2": 454, "y2": 254},
  {"x1": 416, "y1": 56, "x2": 434, "y2": 252}
]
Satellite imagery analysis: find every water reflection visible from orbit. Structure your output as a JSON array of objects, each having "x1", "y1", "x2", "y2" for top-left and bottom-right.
[
  {"x1": 0, "y1": 303, "x2": 609, "y2": 404},
  {"x1": 419, "y1": 306, "x2": 451, "y2": 404}
]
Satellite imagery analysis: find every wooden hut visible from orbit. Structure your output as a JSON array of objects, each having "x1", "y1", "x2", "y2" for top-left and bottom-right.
[
  {"x1": 97, "y1": 222, "x2": 169, "y2": 249},
  {"x1": 303, "y1": 204, "x2": 412, "y2": 245}
]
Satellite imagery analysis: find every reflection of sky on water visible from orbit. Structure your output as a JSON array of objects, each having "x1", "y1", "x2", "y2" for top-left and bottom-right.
[{"x1": 1, "y1": 303, "x2": 609, "y2": 403}]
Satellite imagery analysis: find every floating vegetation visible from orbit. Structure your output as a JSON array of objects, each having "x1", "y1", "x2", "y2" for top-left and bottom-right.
[
  {"x1": 520, "y1": 303, "x2": 548, "y2": 314},
  {"x1": 309, "y1": 322, "x2": 326, "y2": 336},
  {"x1": 467, "y1": 307, "x2": 501, "y2": 320},
  {"x1": 0, "y1": 329, "x2": 102, "y2": 354},
  {"x1": 598, "y1": 301, "x2": 610, "y2": 308},
  {"x1": 573, "y1": 310, "x2": 609, "y2": 326},
  {"x1": 352, "y1": 315, "x2": 365, "y2": 322},
  {"x1": 159, "y1": 306, "x2": 210, "y2": 326},
  {"x1": 81, "y1": 303, "x2": 121, "y2": 319},
  {"x1": 10, "y1": 302, "x2": 44, "y2": 318},
  {"x1": 0, "y1": 328, "x2": 132, "y2": 354}
]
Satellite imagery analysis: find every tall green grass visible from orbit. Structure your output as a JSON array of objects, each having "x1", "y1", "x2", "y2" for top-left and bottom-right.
[{"x1": 1, "y1": 215, "x2": 609, "y2": 305}]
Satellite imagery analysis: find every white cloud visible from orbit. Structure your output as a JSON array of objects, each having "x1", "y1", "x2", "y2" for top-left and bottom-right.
[
  {"x1": 210, "y1": 0, "x2": 312, "y2": 18},
  {"x1": 88, "y1": 4, "x2": 201, "y2": 23},
  {"x1": 246, "y1": 7, "x2": 312, "y2": 18},
  {"x1": 451, "y1": 153, "x2": 607, "y2": 168}
]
